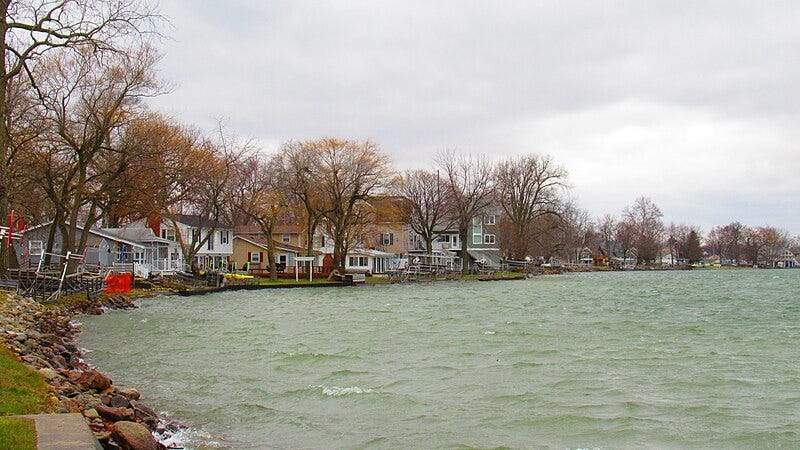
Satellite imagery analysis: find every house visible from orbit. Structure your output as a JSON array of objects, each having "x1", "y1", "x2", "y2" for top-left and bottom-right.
[
  {"x1": 344, "y1": 248, "x2": 398, "y2": 275},
  {"x1": 138, "y1": 215, "x2": 234, "y2": 271},
  {"x1": 15, "y1": 222, "x2": 179, "y2": 277},
  {"x1": 592, "y1": 247, "x2": 609, "y2": 266},
  {"x1": 232, "y1": 234, "x2": 322, "y2": 275},
  {"x1": 773, "y1": 250, "x2": 797, "y2": 268},
  {"x1": 429, "y1": 212, "x2": 502, "y2": 269}
]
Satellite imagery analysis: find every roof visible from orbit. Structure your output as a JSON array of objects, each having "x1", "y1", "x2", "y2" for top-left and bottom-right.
[
  {"x1": 348, "y1": 248, "x2": 396, "y2": 258},
  {"x1": 170, "y1": 214, "x2": 231, "y2": 229},
  {"x1": 25, "y1": 221, "x2": 145, "y2": 249},
  {"x1": 234, "y1": 235, "x2": 321, "y2": 255},
  {"x1": 101, "y1": 227, "x2": 172, "y2": 244}
]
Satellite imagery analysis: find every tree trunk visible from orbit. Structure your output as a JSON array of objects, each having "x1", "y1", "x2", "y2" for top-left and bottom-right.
[{"x1": 459, "y1": 225, "x2": 470, "y2": 274}]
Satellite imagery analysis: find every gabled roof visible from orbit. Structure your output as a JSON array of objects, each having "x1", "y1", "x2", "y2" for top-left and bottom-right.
[
  {"x1": 169, "y1": 214, "x2": 232, "y2": 229},
  {"x1": 25, "y1": 221, "x2": 145, "y2": 249},
  {"x1": 234, "y1": 235, "x2": 321, "y2": 255},
  {"x1": 101, "y1": 227, "x2": 173, "y2": 245}
]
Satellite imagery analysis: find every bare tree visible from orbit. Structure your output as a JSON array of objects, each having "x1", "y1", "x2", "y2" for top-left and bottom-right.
[
  {"x1": 315, "y1": 138, "x2": 391, "y2": 275},
  {"x1": 395, "y1": 169, "x2": 450, "y2": 254},
  {"x1": 436, "y1": 150, "x2": 494, "y2": 273},
  {"x1": 32, "y1": 44, "x2": 161, "y2": 268},
  {"x1": 597, "y1": 214, "x2": 617, "y2": 260},
  {"x1": 275, "y1": 140, "x2": 331, "y2": 257},
  {"x1": 166, "y1": 125, "x2": 244, "y2": 269},
  {"x1": 622, "y1": 196, "x2": 664, "y2": 265},
  {"x1": 230, "y1": 152, "x2": 290, "y2": 280},
  {"x1": 494, "y1": 154, "x2": 567, "y2": 260},
  {"x1": 0, "y1": 0, "x2": 160, "y2": 271}
]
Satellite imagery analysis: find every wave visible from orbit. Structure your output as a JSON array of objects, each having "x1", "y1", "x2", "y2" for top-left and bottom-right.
[{"x1": 309, "y1": 385, "x2": 376, "y2": 396}]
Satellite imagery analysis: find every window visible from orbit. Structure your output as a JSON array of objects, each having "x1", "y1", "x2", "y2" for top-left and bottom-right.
[
  {"x1": 191, "y1": 228, "x2": 200, "y2": 242},
  {"x1": 28, "y1": 240, "x2": 43, "y2": 256},
  {"x1": 381, "y1": 233, "x2": 394, "y2": 245},
  {"x1": 220, "y1": 230, "x2": 230, "y2": 245},
  {"x1": 249, "y1": 252, "x2": 261, "y2": 263},
  {"x1": 349, "y1": 256, "x2": 368, "y2": 267},
  {"x1": 282, "y1": 233, "x2": 291, "y2": 243},
  {"x1": 278, "y1": 254, "x2": 288, "y2": 264},
  {"x1": 472, "y1": 217, "x2": 483, "y2": 244},
  {"x1": 133, "y1": 251, "x2": 145, "y2": 264},
  {"x1": 484, "y1": 215, "x2": 496, "y2": 225},
  {"x1": 161, "y1": 228, "x2": 176, "y2": 241},
  {"x1": 437, "y1": 234, "x2": 451, "y2": 243},
  {"x1": 207, "y1": 233, "x2": 215, "y2": 250},
  {"x1": 484, "y1": 234, "x2": 496, "y2": 244}
]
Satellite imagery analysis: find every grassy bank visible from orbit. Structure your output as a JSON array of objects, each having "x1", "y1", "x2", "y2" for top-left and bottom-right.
[{"x1": 0, "y1": 291, "x2": 52, "y2": 448}]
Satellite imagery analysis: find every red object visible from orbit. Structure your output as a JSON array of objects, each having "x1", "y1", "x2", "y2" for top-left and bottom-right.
[{"x1": 104, "y1": 273, "x2": 132, "y2": 294}]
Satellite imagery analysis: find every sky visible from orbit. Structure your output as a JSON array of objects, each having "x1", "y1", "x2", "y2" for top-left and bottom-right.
[{"x1": 149, "y1": 1, "x2": 800, "y2": 234}]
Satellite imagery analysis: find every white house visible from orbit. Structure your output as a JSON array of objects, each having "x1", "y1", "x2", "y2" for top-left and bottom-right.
[{"x1": 134, "y1": 215, "x2": 234, "y2": 272}]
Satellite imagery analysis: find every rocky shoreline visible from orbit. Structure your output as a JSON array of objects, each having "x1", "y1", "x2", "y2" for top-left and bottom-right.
[{"x1": 0, "y1": 292, "x2": 183, "y2": 449}]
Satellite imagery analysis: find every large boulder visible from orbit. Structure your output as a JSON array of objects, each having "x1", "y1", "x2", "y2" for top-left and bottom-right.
[
  {"x1": 97, "y1": 405, "x2": 135, "y2": 422},
  {"x1": 71, "y1": 369, "x2": 112, "y2": 391},
  {"x1": 111, "y1": 421, "x2": 164, "y2": 450}
]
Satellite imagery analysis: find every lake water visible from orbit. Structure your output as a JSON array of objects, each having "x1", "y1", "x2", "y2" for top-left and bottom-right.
[{"x1": 77, "y1": 270, "x2": 800, "y2": 449}]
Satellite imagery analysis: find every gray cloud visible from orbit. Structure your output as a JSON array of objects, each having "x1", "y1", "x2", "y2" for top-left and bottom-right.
[{"x1": 150, "y1": 1, "x2": 800, "y2": 232}]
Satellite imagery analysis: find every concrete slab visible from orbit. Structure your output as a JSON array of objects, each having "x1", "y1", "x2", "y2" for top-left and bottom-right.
[{"x1": 16, "y1": 413, "x2": 102, "y2": 450}]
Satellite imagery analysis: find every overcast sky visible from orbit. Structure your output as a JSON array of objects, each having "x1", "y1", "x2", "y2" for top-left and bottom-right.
[{"x1": 149, "y1": 1, "x2": 799, "y2": 234}]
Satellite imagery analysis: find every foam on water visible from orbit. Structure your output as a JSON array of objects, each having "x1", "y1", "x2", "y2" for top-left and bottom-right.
[{"x1": 311, "y1": 385, "x2": 375, "y2": 396}]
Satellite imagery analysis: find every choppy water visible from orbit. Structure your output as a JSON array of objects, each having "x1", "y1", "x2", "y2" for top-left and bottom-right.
[{"x1": 77, "y1": 270, "x2": 800, "y2": 449}]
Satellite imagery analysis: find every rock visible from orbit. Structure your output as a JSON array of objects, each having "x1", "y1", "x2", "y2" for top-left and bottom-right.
[
  {"x1": 74, "y1": 393, "x2": 103, "y2": 410},
  {"x1": 26, "y1": 329, "x2": 43, "y2": 340},
  {"x1": 42, "y1": 333, "x2": 66, "y2": 347},
  {"x1": 14, "y1": 332, "x2": 27, "y2": 342},
  {"x1": 97, "y1": 405, "x2": 135, "y2": 422},
  {"x1": 130, "y1": 400, "x2": 158, "y2": 426},
  {"x1": 120, "y1": 388, "x2": 141, "y2": 401},
  {"x1": 111, "y1": 421, "x2": 163, "y2": 450},
  {"x1": 84, "y1": 408, "x2": 101, "y2": 420},
  {"x1": 38, "y1": 367, "x2": 58, "y2": 380},
  {"x1": 61, "y1": 397, "x2": 82, "y2": 413},
  {"x1": 72, "y1": 369, "x2": 112, "y2": 391},
  {"x1": 110, "y1": 394, "x2": 131, "y2": 408}
]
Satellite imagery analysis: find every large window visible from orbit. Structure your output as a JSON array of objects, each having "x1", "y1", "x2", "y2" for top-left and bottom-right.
[
  {"x1": 207, "y1": 232, "x2": 215, "y2": 250},
  {"x1": 349, "y1": 256, "x2": 368, "y2": 267},
  {"x1": 484, "y1": 234, "x2": 496, "y2": 245},
  {"x1": 381, "y1": 233, "x2": 394, "y2": 245},
  {"x1": 472, "y1": 216, "x2": 483, "y2": 245},
  {"x1": 220, "y1": 230, "x2": 230, "y2": 245},
  {"x1": 161, "y1": 228, "x2": 176, "y2": 241}
]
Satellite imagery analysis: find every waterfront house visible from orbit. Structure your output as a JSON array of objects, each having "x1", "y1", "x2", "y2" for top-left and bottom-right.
[
  {"x1": 232, "y1": 234, "x2": 322, "y2": 275},
  {"x1": 430, "y1": 212, "x2": 502, "y2": 269},
  {"x1": 15, "y1": 222, "x2": 180, "y2": 277},
  {"x1": 137, "y1": 215, "x2": 234, "y2": 271}
]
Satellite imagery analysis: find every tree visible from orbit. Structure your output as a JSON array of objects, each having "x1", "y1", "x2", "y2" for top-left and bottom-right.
[
  {"x1": 275, "y1": 140, "x2": 331, "y2": 257},
  {"x1": 684, "y1": 229, "x2": 703, "y2": 263},
  {"x1": 165, "y1": 126, "x2": 244, "y2": 269},
  {"x1": 314, "y1": 138, "x2": 391, "y2": 275},
  {"x1": 494, "y1": 154, "x2": 567, "y2": 260},
  {"x1": 436, "y1": 150, "x2": 494, "y2": 273},
  {"x1": 597, "y1": 214, "x2": 617, "y2": 260},
  {"x1": 558, "y1": 203, "x2": 594, "y2": 263},
  {"x1": 622, "y1": 196, "x2": 663, "y2": 265},
  {"x1": 395, "y1": 169, "x2": 450, "y2": 254},
  {"x1": 0, "y1": 0, "x2": 159, "y2": 272},
  {"x1": 31, "y1": 44, "x2": 161, "y2": 269},
  {"x1": 614, "y1": 220, "x2": 637, "y2": 269}
]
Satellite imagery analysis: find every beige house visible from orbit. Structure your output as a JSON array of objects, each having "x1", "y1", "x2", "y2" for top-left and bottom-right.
[{"x1": 232, "y1": 234, "x2": 320, "y2": 274}]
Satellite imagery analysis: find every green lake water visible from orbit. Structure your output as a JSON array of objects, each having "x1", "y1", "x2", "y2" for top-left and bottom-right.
[{"x1": 76, "y1": 270, "x2": 800, "y2": 449}]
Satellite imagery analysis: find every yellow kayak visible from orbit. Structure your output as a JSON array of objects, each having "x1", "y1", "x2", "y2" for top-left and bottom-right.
[{"x1": 225, "y1": 273, "x2": 254, "y2": 280}]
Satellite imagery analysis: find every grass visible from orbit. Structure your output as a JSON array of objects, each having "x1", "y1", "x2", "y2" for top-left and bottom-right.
[
  {"x1": 0, "y1": 417, "x2": 36, "y2": 450},
  {"x1": 0, "y1": 344, "x2": 50, "y2": 416},
  {"x1": 0, "y1": 341, "x2": 50, "y2": 449},
  {"x1": 253, "y1": 277, "x2": 338, "y2": 285}
]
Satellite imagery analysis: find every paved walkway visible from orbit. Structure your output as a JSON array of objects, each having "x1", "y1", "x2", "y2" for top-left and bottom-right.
[{"x1": 16, "y1": 413, "x2": 102, "y2": 450}]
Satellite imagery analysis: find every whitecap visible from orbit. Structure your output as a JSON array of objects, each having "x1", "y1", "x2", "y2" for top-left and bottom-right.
[
  {"x1": 311, "y1": 385, "x2": 375, "y2": 396},
  {"x1": 483, "y1": 330, "x2": 496, "y2": 335},
  {"x1": 140, "y1": 318, "x2": 148, "y2": 323}
]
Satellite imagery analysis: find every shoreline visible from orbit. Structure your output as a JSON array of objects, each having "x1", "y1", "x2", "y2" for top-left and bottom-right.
[{"x1": 0, "y1": 290, "x2": 182, "y2": 449}]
